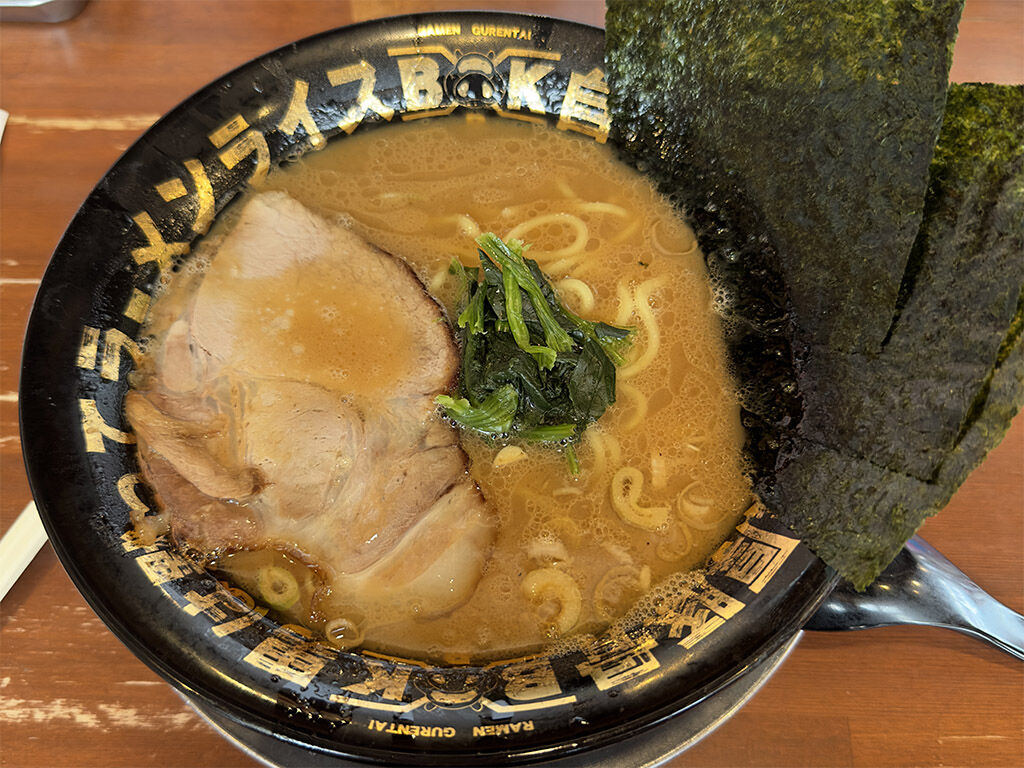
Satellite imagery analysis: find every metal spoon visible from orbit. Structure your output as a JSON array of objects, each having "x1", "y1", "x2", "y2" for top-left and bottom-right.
[{"x1": 805, "y1": 535, "x2": 1024, "y2": 661}]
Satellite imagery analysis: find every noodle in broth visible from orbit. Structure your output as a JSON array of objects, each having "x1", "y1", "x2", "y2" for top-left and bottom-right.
[{"x1": 133, "y1": 114, "x2": 751, "y2": 662}]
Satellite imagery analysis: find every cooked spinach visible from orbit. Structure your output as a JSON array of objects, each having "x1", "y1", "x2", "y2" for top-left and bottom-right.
[
  {"x1": 435, "y1": 384, "x2": 519, "y2": 436},
  {"x1": 436, "y1": 234, "x2": 632, "y2": 466}
]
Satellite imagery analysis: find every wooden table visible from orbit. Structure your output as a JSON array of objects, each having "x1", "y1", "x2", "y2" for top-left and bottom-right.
[{"x1": 1, "y1": 1, "x2": 1021, "y2": 766}]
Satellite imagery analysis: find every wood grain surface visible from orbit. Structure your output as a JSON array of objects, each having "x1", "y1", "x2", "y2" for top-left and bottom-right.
[{"x1": 1, "y1": 1, "x2": 1021, "y2": 767}]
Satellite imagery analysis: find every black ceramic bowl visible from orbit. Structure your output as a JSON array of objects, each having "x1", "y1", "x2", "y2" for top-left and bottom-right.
[{"x1": 20, "y1": 12, "x2": 836, "y2": 765}]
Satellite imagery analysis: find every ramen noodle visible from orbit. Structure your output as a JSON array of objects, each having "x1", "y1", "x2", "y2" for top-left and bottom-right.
[{"x1": 129, "y1": 115, "x2": 751, "y2": 662}]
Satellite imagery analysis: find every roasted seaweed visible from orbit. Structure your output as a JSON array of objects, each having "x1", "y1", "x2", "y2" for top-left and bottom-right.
[
  {"x1": 606, "y1": 1, "x2": 1023, "y2": 588},
  {"x1": 801, "y1": 85, "x2": 1024, "y2": 482},
  {"x1": 607, "y1": 0, "x2": 963, "y2": 355},
  {"x1": 783, "y1": 84, "x2": 1024, "y2": 586}
]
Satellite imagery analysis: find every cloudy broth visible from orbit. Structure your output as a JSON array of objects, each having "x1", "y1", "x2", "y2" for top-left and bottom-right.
[{"x1": 141, "y1": 115, "x2": 751, "y2": 662}]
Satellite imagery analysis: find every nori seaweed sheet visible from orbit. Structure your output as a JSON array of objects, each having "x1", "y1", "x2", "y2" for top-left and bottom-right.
[
  {"x1": 762, "y1": 440, "x2": 947, "y2": 587},
  {"x1": 606, "y1": 0, "x2": 962, "y2": 355},
  {"x1": 798, "y1": 347, "x2": 985, "y2": 480},
  {"x1": 606, "y1": 3, "x2": 1024, "y2": 588},
  {"x1": 785, "y1": 84, "x2": 1023, "y2": 586},
  {"x1": 937, "y1": 318, "x2": 1024, "y2": 492},
  {"x1": 800, "y1": 85, "x2": 1024, "y2": 480},
  {"x1": 774, "y1": 290, "x2": 1022, "y2": 587}
]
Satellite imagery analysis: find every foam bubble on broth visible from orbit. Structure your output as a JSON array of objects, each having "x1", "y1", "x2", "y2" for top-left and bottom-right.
[{"x1": 140, "y1": 114, "x2": 751, "y2": 662}]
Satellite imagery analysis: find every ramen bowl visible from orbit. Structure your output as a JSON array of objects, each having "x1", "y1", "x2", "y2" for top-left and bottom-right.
[{"x1": 20, "y1": 12, "x2": 838, "y2": 765}]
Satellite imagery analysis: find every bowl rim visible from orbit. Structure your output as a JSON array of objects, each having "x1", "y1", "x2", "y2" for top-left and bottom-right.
[{"x1": 19, "y1": 10, "x2": 838, "y2": 764}]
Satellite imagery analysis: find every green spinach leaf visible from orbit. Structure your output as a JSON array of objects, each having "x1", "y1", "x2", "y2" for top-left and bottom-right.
[{"x1": 436, "y1": 234, "x2": 633, "y2": 470}]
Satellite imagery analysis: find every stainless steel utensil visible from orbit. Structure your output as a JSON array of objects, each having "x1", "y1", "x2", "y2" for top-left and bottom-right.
[{"x1": 805, "y1": 535, "x2": 1024, "y2": 661}]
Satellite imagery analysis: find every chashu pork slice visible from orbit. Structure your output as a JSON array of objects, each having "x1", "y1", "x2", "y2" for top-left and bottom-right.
[
  {"x1": 190, "y1": 190, "x2": 457, "y2": 400},
  {"x1": 130, "y1": 191, "x2": 496, "y2": 621}
]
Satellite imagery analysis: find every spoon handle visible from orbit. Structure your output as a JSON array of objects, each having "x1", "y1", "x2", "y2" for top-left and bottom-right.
[{"x1": 804, "y1": 536, "x2": 1024, "y2": 662}]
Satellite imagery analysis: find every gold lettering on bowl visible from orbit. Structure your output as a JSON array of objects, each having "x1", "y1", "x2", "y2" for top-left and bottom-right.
[
  {"x1": 155, "y1": 177, "x2": 187, "y2": 201},
  {"x1": 499, "y1": 658, "x2": 564, "y2": 702},
  {"x1": 243, "y1": 633, "x2": 330, "y2": 687},
  {"x1": 133, "y1": 548, "x2": 201, "y2": 586},
  {"x1": 470, "y1": 24, "x2": 533, "y2": 41},
  {"x1": 76, "y1": 327, "x2": 141, "y2": 380},
  {"x1": 327, "y1": 61, "x2": 395, "y2": 134},
  {"x1": 416, "y1": 22, "x2": 462, "y2": 38},
  {"x1": 116, "y1": 473, "x2": 149, "y2": 517},
  {"x1": 396, "y1": 56, "x2": 444, "y2": 111},
  {"x1": 182, "y1": 158, "x2": 215, "y2": 234},
  {"x1": 557, "y1": 68, "x2": 611, "y2": 143},
  {"x1": 182, "y1": 588, "x2": 260, "y2": 637},
  {"x1": 667, "y1": 576, "x2": 746, "y2": 649},
  {"x1": 712, "y1": 519, "x2": 800, "y2": 593},
  {"x1": 507, "y1": 60, "x2": 555, "y2": 113},
  {"x1": 576, "y1": 636, "x2": 659, "y2": 691},
  {"x1": 211, "y1": 116, "x2": 270, "y2": 185},
  {"x1": 367, "y1": 720, "x2": 457, "y2": 738},
  {"x1": 339, "y1": 664, "x2": 411, "y2": 701},
  {"x1": 98, "y1": 328, "x2": 141, "y2": 381},
  {"x1": 76, "y1": 326, "x2": 101, "y2": 370},
  {"x1": 120, "y1": 529, "x2": 161, "y2": 554},
  {"x1": 472, "y1": 720, "x2": 536, "y2": 737},
  {"x1": 277, "y1": 78, "x2": 326, "y2": 148},
  {"x1": 122, "y1": 288, "x2": 151, "y2": 323},
  {"x1": 129, "y1": 211, "x2": 189, "y2": 269},
  {"x1": 79, "y1": 398, "x2": 135, "y2": 453}
]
